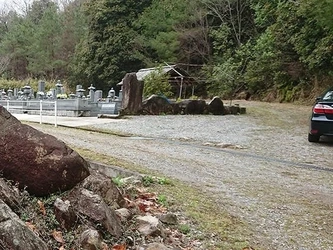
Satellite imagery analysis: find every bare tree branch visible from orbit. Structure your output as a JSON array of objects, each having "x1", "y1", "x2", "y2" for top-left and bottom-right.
[
  {"x1": 202, "y1": 0, "x2": 252, "y2": 47},
  {"x1": 0, "y1": 55, "x2": 10, "y2": 76},
  {"x1": 174, "y1": 2, "x2": 211, "y2": 65}
]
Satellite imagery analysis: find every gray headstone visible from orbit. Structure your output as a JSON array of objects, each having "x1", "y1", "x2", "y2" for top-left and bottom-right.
[
  {"x1": 38, "y1": 81, "x2": 45, "y2": 92},
  {"x1": 94, "y1": 90, "x2": 103, "y2": 102}
]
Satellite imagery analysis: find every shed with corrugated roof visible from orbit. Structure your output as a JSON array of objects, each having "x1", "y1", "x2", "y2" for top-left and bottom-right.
[{"x1": 118, "y1": 65, "x2": 197, "y2": 98}]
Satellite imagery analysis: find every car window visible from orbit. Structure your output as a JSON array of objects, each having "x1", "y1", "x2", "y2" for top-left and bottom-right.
[{"x1": 322, "y1": 91, "x2": 333, "y2": 100}]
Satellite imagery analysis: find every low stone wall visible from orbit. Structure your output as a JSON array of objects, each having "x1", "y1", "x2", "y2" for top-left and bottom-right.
[
  {"x1": 0, "y1": 99, "x2": 121, "y2": 117},
  {"x1": 0, "y1": 97, "x2": 246, "y2": 117},
  {"x1": 88, "y1": 160, "x2": 140, "y2": 178}
]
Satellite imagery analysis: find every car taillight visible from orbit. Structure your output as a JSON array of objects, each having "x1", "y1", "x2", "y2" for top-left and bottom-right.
[{"x1": 313, "y1": 104, "x2": 333, "y2": 114}]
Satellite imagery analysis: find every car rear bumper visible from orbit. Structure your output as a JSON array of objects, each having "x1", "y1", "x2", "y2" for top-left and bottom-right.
[{"x1": 310, "y1": 119, "x2": 333, "y2": 136}]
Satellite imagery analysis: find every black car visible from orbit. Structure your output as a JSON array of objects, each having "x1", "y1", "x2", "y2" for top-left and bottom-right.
[{"x1": 308, "y1": 88, "x2": 333, "y2": 142}]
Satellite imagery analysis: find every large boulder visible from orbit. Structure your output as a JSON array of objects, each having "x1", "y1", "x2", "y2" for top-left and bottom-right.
[
  {"x1": 0, "y1": 200, "x2": 48, "y2": 250},
  {"x1": 178, "y1": 99, "x2": 207, "y2": 114},
  {"x1": 0, "y1": 106, "x2": 90, "y2": 196},
  {"x1": 208, "y1": 96, "x2": 225, "y2": 115},
  {"x1": 121, "y1": 73, "x2": 144, "y2": 115},
  {"x1": 142, "y1": 95, "x2": 174, "y2": 115}
]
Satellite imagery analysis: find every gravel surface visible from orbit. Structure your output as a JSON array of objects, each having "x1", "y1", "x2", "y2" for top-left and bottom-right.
[{"x1": 30, "y1": 101, "x2": 333, "y2": 250}]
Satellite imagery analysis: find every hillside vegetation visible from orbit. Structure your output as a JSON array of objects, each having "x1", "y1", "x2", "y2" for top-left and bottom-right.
[{"x1": 0, "y1": 0, "x2": 332, "y2": 101}]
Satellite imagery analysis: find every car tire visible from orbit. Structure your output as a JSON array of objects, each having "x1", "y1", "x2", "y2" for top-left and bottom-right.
[{"x1": 308, "y1": 133, "x2": 320, "y2": 142}]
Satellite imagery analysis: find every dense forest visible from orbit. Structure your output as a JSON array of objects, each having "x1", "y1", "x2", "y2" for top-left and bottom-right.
[{"x1": 0, "y1": 0, "x2": 332, "y2": 101}]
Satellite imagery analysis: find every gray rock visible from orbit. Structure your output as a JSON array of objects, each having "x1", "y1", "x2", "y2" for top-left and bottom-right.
[
  {"x1": 142, "y1": 95, "x2": 174, "y2": 115},
  {"x1": 80, "y1": 171, "x2": 126, "y2": 209},
  {"x1": 115, "y1": 208, "x2": 131, "y2": 222},
  {"x1": 208, "y1": 96, "x2": 225, "y2": 115},
  {"x1": 0, "y1": 106, "x2": 90, "y2": 196},
  {"x1": 122, "y1": 176, "x2": 143, "y2": 186},
  {"x1": 136, "y1": 215, "x2": 162, "y2": 236},
  {"x1": 0, "y1": 200, "x2": 48, "y2": 250},
  {"x1": 54, "y1": 198, "x2": 77, "y2": 230},
  {"x1": 0, "y1": 178, "x2": 20, "y2": 210},
  {"x1": 158, "y1": 213, "x2": 178, "y2": 225},
  {"x1": 121, "y1": 73, "x2": 144, "y2": 115},
  {"x1": 178, "y1": 99, "x2": 207, "y2": 114},
  {"x1": 79, "y1": 228, "x2": 103, "y2": 250},
  {"x1": 224, "y1": 104, "x2": 242, "y2": 115},
  {"x1": 67, "y1": 187, "x2": 123, "y2": 237},
  {"x1": 144, "y1": 242, "x2": 174, "y2": 250}
]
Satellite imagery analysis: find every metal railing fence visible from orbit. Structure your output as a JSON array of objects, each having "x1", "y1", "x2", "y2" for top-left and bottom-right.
[{"x1": 1, "y1": 100, "x2": 58, "y2": 127}]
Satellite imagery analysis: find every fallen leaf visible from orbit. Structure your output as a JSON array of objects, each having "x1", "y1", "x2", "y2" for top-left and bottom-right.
[
  {"x1": 135, "y1": 187, "x2": 146, "y2": 194},
  {"x1": 26, "y1": 221, "x2": 38, "y2": 234},
  {"x1": 138, "y1": 202, "x2": 147, "y2": 212},
  {"x1": 52, "y1": 230, "x2": 65, "y2": 244},
  {"x1": 37, "y1": 200, "x2": 46, "y2": 216},
  {"x1": 123, "y1": 197, "x2": 135, "y2": 208},
  {"x1": 138, "y1": 192, "x2": 157, "y2": 200},
  {"x1": 112, "y1": 244, "x2": 126, "y2": 250}
]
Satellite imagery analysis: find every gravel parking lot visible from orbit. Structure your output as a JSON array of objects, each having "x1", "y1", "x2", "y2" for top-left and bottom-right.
[{"x1": 29, "y1": 101, "x2": 333, "y2": 250}]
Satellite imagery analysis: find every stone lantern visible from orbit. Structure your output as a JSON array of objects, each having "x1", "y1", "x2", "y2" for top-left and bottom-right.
[
  {"x1": 1, "y1": 89, "x2": 6, "y2": 99},
  {"x1": 77, "y1": 88, "x2": 85, "y2": 98},
  {"x1": 88, "y1": 84, "x2": 96, "y2": 102},
  {"x1": 18, "y1": 90, "x2": 23, "y2": 99},
  {"x1": 107, "y1": 88, "x2": 115, "y2": 102},
  {"x1": 37, "y1": 91, "x2": 45, "y2": 99},
  {"x1": 55, "y1": 80, "x2": 63, "y2": 96},
  {"x1": 23, "y1": 85, "x2": 31, "y2": 99},
  {"x1": 7, "y1": 89, "x2": 13, "y2": 99}
]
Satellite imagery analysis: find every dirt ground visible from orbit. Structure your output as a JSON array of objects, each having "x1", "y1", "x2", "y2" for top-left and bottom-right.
[{"x1": 30, "y1": 101, "x2": 333, "y2": 250}]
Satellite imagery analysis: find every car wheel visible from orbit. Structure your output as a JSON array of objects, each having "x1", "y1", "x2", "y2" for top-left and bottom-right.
[{"x1": 308, "y1": 133, "x2": 320, "y2": 142}]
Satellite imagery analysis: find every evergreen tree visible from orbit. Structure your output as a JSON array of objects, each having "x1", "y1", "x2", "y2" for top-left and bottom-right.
[
  {"x1": 27, "y1": 1, "x2": 64, "y2": 79},
  {"x1": 70, "y1": 0, "x2": 152, "y2": 92}
]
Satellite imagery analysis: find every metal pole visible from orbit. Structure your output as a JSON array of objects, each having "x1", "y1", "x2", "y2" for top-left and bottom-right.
[
  {"x1": 40, "y1": 100, "x2": 43, "y2": 124},
  {"x1": 179, "y1": 77, "x2": 183, "y2": 99},
  {"x1": 54, "y1": 101, "x2": 58, "y2": 127}
]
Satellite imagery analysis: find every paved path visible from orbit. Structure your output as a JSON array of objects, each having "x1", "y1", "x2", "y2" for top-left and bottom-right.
[{"x1": 13, "y1": 113, "x2": 121, "y2": 127}]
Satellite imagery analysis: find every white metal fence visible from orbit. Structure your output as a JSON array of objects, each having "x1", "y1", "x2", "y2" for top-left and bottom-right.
[{"x1": 2, "y1": 100, "x2": 58, "y2": 127}]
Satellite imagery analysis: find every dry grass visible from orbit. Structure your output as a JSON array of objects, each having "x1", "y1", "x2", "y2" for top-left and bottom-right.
[
  {"x1": 234, "y1": 100, "x2": 312, "y2": 128},
  {"x1": 73, "y1": 147, "x2": 253, "y2": 250}
]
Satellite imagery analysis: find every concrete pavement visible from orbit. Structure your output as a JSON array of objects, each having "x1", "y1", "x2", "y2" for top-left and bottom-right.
[{"x1": 13, "y1": 113, "x2": 122, "y2": 128}]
